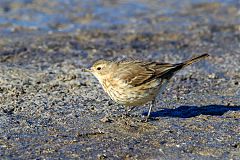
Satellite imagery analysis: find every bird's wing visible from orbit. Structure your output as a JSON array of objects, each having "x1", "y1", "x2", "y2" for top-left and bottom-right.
[{"x1": 114, "y1": 61, "x2": 177, "y2": 87}]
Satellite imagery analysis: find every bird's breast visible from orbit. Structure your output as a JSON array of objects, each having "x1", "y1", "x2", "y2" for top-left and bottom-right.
[{"x1": 99, "y1": 77, "x2": 164, "y2": 106}]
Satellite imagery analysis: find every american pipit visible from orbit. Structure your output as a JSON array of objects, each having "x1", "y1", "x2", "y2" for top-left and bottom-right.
[{"x1": 85, "y1": 53, "x2": 209, "y2": 121}]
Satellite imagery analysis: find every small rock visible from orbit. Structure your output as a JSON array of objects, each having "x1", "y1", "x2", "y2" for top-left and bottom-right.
[{"x1": 100, "y1": 116, "x2": 113, "y2": 123}]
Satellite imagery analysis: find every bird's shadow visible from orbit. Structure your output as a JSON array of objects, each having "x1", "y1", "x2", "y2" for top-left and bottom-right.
[{"x1": 144, "y1": 105, "x2": 240, "y2": 118}]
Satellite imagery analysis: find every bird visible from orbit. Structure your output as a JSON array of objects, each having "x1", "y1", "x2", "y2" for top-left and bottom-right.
[{"x1": 85, "y1": 53, "x2": 209, "y2": 121}]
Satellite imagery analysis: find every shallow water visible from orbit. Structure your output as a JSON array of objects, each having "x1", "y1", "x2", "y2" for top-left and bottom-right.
[{"x1": 0, "y1": 0, "x2": 239, "y2": 33}]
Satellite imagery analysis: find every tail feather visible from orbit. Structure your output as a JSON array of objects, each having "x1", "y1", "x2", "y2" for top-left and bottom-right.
[
  {"x1": 182, "y1": 53, "x2": 209, "y2": 67},
  {"x1": 162, "y1": 53, "x2": 209, "y2": 79}
]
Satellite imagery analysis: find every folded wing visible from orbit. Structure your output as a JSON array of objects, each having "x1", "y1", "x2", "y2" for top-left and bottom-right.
[{"x1": 114, "y1": 61, "x2": 177, "y2": 87}]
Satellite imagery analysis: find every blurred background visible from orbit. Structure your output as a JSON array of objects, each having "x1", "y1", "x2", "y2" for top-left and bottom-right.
[
  {"x1": 0, "y1": 0, "x2": 239, "y2": 64},
  {"x1": 0, "y1": 0, "x2": 239, "y2": 34}
]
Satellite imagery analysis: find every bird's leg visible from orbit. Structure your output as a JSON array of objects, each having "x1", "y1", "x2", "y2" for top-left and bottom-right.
[
  {"x1": 145, "y1": 99, "x2": 155, "y2": 122},
  {"x1": 126, "y1": 106, "x2": 136, "y2": 116}
]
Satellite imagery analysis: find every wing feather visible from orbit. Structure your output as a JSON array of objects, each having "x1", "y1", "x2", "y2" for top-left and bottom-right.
[{"x1": 113, "y1": 61, "x2": 177, "y2": 87}]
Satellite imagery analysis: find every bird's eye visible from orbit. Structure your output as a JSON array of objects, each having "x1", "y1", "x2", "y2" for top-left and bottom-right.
[{"x1": 96, "y1": 67, "x2": 102, "y2": 70}]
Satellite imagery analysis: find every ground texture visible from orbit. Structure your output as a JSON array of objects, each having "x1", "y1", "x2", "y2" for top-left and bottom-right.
[{"x1": 0, "y1": 0, "x2": 239, "y2": 159}]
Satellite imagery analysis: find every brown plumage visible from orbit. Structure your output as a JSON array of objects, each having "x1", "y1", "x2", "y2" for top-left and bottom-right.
[{"x1": 86, "y1": 53, "x2": 209, "y2": 121}]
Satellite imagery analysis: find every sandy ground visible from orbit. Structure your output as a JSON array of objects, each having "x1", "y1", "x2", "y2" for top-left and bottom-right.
[{"x1": 0, "y1": 0, "x2": 240, "y2": 159}]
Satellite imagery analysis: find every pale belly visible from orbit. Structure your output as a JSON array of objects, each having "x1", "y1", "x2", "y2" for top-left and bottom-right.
[{"x1": 102, "y1": 79, "x2": 168, "y2": 106}]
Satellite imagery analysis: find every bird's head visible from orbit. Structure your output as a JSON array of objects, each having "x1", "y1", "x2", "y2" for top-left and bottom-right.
[{"x1": 84, "y1": 60, "x2": 111, "y2": 80}]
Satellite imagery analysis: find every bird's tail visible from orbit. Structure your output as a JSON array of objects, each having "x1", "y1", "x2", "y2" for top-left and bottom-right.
[
  {"x1": 153, "y1": 53, "x2": 209, "y2": 81},
  {"x1": 166, "y1": 53, "x2": 209, "y2": 77},
  {"x1": 181, "y1": 53, "x2": 209, "y2": 67}
]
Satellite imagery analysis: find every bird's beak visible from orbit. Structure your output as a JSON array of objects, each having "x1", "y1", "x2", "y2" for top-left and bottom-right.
[{"x1": 82, "y1": 68, "x2": 92, "y2": 72}]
